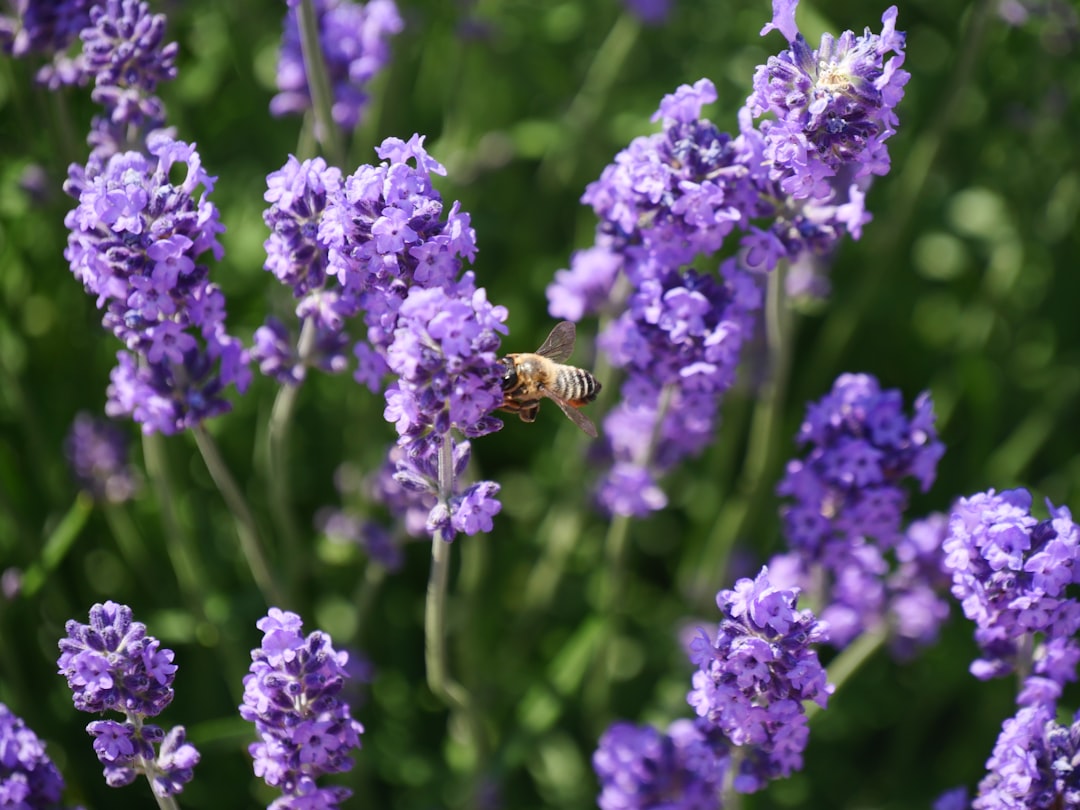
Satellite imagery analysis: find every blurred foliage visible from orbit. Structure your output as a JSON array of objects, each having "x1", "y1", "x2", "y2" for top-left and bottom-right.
[{"x1": 0, "y1": 0, "x2": 1079, "y2": 808}]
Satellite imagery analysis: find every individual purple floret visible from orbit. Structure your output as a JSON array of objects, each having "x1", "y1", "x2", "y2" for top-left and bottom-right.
[
  {"x1": 240, "y1": 608, "x2": 365, "y2": 810},
  {"x1": 0, "y1": 703, "x2": 69, "y2": 809},
  {"x1": 64, "y1": 134, "x2": 251, "y2": 434},
  {"x1": 593, "y1": 719, "x2": 729, "y2": 810},
  {"x1": 77, "y1": 0, "x2": 177, "y2": 127},
  {"x1": 57, "y1": 601, "x2": 199, "y2": 797},
  {"x1": 750, "y1": 1, "x2": 909, "y2": 200},
  {"x1": 63, "y1": 411, "x2": 138, "y2": 503},
  {"x1": 271, "y1": 0, "x2": 403, "y2": 132},
  {"x1": 943, "y1": 488, "x2": 1080, "y2": 685},
  {"x1": 687, "y1": 567, "x2": 832, "y2": 791}
]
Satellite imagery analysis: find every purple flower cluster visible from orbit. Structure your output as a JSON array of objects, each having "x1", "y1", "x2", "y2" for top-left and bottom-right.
[
  {"x1": 972, "y1": 679, "x2": 1079, "y2": 810},
  {"x1": 272, "y1": 0, "x2": 403, "y2": 132},
  {"x1": 752, "y1": 2, "x2": 909, "y2": 201},
  {"x1": 252, "y1": 155, "x2": 352, "y2": 384},
  {"x1": 56, "y1": 602, "x2": 199, "y2": 797},
  {"x1": 943, "y1": 488, "x2": 1080, "y2": 684},
  {"x1": 64, "y1": 135, "x2": 251, "y2": 434},
  {"x1": 687, "y1": 567, "x2": 832, "y2": 791},
  {"x1": 0, "y1": 703, "x2": 69, "y2": 809},
  {"x1": 0, "y1": 0, "x2": 93, "y2": 86},
  {"x1": 593, "y1": 719, "x2": 729, "y2": 810},
  {"x1": 64, "y1": 411, "x2": 138, "y2": 503},
  {"x1": 240, "y1": 608, "x2": 365, "y2": 810},
  {"x1": 594, "y1": 259, "x2": 760, "y2": 516},
  {"x1": 774, "y1": 373, "x2": 946, "y2": 648}
]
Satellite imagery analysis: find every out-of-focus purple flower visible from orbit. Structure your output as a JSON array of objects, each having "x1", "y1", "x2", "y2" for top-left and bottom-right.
[
  {"x1": 621, "y1": 0, "x2": 673, "y2": 26},
  {"x1": 775, "y1": 373, "x2": 945, "y2": 648},
  {"x1": 272, "y1": 0, "x2": 403, "y2": 132},
  {"x1": 687, "y1": 566, "x2": 831, "y2": 791},
  {"x1": 593, "y1": 719, "x2": 729, "y2": 810},
  {"x1": 0, "y1": 703, "x2": 69, "y2": 809},
  {"x1": 319, "y1": 508, "x2": 404, "y2": 571},
  {"x1": 57, "y1": 602, "x2": 199, "y2": 796},
  {"x1": 934, "y1": 787, "x2": 970, "y2": 810},
  {"x1": 240, "y1": 608, "x2": 364, "y2": 810},
  {"x1": 943, "y1": 488, "x2": 1080, "y2": 685},
  {"x1": 749, "y1": 3, "x2": 909, "y2": 200},
  {"x1": 0, "y1": 0, "x2": 93, "y2": 86},
  {"x1": 64, "y1": 411, "x2": 139, "y2": 503},
  {"x1": 546, "y1": 245, "x2": 624, "y2": 322},
  {"x1": 64, "y1": 136, "x2": 250, "y2": 434}
]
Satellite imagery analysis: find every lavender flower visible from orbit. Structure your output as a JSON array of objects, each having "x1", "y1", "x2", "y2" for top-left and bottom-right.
[
  {"x1": 775, "y1": 373, "x2": 945, "y2": 648},
  {"x1": 943, "y1": 488, "x2": 1080, "y2": 684},
  {"x1": 0, "y1": 0, "x2": 93, "y2": 86},
  {"x1": 77, "y1": 0, "x2": 177, "y2": 127},
  {"x1": 272, "y1": 0, "x2": 403, "y2": 132},
  {"x1": 594, "y1": 259, "x2": 761, "y2": 517},
  {"x1": 64, "y1": 411, "x2": 138, "y2": 503},
  {"x1": 240, "y1": 608, "x2": 365, "y2": 810},
  {"x1": 972, "y1": 680, "x2": 1079, "y2": 809},
  {"x1": 751, "y1": 1, "x2": 909, "y2": 200},
  {"x1": 621, "y1": 0, "x2": 673, "y2": 25},
  {"x1": 64, "y1": 134, "x2": 251, "y2": 434},
  {"x1": 687, "y1": 566, "x2": 832, "y2": 791},
  {"x1": 0, "y1": 703, "x2": 69, "y2": 809},
  {"x1": 593, "y1": 719, "x2": 729, "y2": 810},
  {"x1": 57, "y1": 601, "x2": 199, "y2": 797}
]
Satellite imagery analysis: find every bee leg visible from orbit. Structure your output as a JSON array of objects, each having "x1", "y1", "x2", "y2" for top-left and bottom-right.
[{"x1": 519, "y1": 404, "x2": 539, "y2": 423}]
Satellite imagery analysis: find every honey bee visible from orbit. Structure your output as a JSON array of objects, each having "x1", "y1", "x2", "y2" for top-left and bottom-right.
[{"x1": 499, "y1": 321, "x2": 602, "y2": 437}]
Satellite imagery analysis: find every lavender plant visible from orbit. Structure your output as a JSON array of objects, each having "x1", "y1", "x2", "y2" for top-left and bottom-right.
[{"x1": 0, "y1": 0, "x2": 1073, "y2": 808}]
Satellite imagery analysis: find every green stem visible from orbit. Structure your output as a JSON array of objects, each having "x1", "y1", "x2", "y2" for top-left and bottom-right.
[
  {"x1": 142, "y1": 432, "x2": 204, "y2": 603},
  {"x1": 538, "y1": 12, "x2": 641, "y2": 184},
  {"x1": 192, "y1": 425, "x2": 283, "y2": 606},
  {"x1": 297, "y1": 0, "x2": 345, "y2": 166},
  {"x1": 103, "y1": 502, "x2": 153, "y2": 583},
  {"x1": 423, "y1": 434, "x2": 485, "y2": 776},
  {"x1": 19, "y1": 495, "x2": 94, "y2": 598},
  {"x1": 688, "y1": 264, "x2": 795, "y2": 598},
  {"x1": 267, "y1": 318, "x2": 317, "y2": 576},
  {"x1": 806, "y1": 624, "x2": 888, "y2": 722}
]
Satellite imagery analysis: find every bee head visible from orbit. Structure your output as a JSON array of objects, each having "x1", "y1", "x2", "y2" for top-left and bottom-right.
[{"x1": 499, "y1": 356, "x2": 518, "y2": 391}]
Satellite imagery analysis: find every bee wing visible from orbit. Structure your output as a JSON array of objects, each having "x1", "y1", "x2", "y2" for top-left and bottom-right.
[
  {"x1": 543, "y1": 389, "x2": 598, "y2": 438},
  {"x1": 534, "y1": 321, "x2": 576, "y2": 363}
]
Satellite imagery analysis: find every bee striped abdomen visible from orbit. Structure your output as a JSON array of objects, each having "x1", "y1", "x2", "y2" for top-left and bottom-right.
[{"x1": 555, "y1": 365, "x2": 601, "y2": 405}]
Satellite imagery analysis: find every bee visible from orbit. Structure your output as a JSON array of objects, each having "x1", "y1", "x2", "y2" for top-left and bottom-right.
[{"x1": 499, "y1": 321, "x2": 602, "y2": 437}]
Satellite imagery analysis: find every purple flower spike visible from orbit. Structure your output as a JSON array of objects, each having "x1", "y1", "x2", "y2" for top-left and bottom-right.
[
  {"x1": 57, "y1": 602, "x2": 199, "y2": 796},
  {"x1": 64, "y1": 136, "x2": 251, "y2": 434},
  {"x1": 944, "y1": 488, "x2": 1080, "y2": 685},
  {"x1": 593, "y1": 719, "x2": 729, "y2": 810},
  {"x1": 0, "y1": 703, "x2": 69, "y2": 809},
  {"x1": 747, "y1": 5, "x2": 908, "y2": 200},
  {"x1": 240, "y1": 609, "x2": 365, "y2": 810},
  {"x1": 687, "y1": 567, "x2": 832, "y2": 788},
  {"x1": 0, "y1": 0, "x2": 94, "y2": 87},
  {"x1": 272, "y1": 0, "x2": 403, "y2": 132}
]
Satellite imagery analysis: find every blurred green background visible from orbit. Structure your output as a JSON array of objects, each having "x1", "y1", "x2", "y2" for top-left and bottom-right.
[{"x1": 1, "y1": 0, "x2": 1079, "y2": 807}]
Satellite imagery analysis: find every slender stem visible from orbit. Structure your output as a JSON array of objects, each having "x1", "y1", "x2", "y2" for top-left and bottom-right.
[
  {"x1": 297, "y1": 0, "x2": 345, "y2": 166},
  {"x1": 423, "y1": 433, "x2": 485, "y2": 779},
  {"x1": 267, "y1": 318, "x2": 317, "y2": 573},
  {"x1": 690, "y1": 265, "x2": 795, "y2": 598},
  {"x1": 192, "y1": 425, "x2": 283, "y2": 606},
  {"x1": 18, "y1": 495, "x2": 94, "y2": 599},
  {"x1": 722, "y1": 746, "x2": 744, "y2": 810},
  {"x1": 806, "y1": 624, "x2": 888, "y2": 722},
  {"x1": 538, "y1": 12, "x2": 641, "y2": 184},
  {"x1": 142, "y1": 432, "x2": 204, "y2": 603}
]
